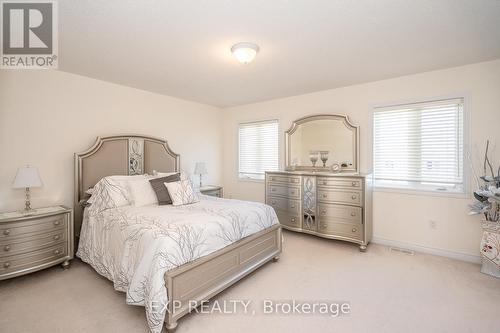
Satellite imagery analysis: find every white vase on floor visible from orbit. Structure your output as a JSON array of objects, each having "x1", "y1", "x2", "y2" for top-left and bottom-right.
[{"x1": 480, "y1": 221, "x2": 500, "y2": 278}]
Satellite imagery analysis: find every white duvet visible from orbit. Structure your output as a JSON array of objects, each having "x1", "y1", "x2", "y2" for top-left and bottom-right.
[{"x1": 77, "y1": 195, "x2": 279, "y2": 333}]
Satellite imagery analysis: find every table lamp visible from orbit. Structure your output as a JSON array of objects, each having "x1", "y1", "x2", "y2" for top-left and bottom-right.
[
  {"x1": 194, "y1": 162, "x2": 208, "y2": 187},
  {"x1": 12, "y1": 165, "x2": 43, "y2": 213}
]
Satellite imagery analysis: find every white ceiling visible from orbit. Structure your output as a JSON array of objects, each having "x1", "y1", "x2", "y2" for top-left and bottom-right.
[{"x1": 59, "y1": 0, "x2": 500, "y2": 107}]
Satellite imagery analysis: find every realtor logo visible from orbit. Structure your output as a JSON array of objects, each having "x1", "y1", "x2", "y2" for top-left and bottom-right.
[{"x1": 1, "y1": 0, "x2": 58, "y2": 69}]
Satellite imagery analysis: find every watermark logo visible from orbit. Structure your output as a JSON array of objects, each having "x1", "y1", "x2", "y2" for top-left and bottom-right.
[{"x1": 1, "y1": 0, "x2": 57, "y2": 69}]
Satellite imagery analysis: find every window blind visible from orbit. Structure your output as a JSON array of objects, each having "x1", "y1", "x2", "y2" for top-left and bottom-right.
[
  {"x1": 239, "y1": 120, "x2": 279, "y2": 180},
  {"x1": 373, "y1": 98, "x2": 464, "y2": 192}
]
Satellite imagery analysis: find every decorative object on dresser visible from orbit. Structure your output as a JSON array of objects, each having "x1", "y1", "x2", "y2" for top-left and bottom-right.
[
  {"x1": 194, "y1": 162, "x2": 208, "y2": 187},
  {"x1": 12, "y1": 165, "x2": 43, "y2": 214},
  {"x1": 468, "y1": 140, "x2": 500, "y2": 278},
  {"x1": 267, "y1": 114, "x2": 372, "y2": 251},
  {"x1": 0, "y1": 206, "x2": 74, "y2": 280},
  {"x1": 200, "y1": 185, "x2": 223, "y2": 198}
]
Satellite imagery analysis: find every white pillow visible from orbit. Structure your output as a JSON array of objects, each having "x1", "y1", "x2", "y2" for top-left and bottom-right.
[
  {"x1": 165, "y1": 179, "x2": 200, "y2": 206},
  {"x1": 156, "y1": 171, "x2": 189, "y2": 181},
  {"x1": 87, "y1": 177, "x2": 133, "y2": 215},
  {"x1": 127, "y1": 178, "x2": 159, "y2": 207}
]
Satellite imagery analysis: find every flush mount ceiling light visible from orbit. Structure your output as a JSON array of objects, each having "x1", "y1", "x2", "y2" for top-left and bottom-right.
[{"x1": 231, "y1": 42, "x2": 259, "y2": 64}]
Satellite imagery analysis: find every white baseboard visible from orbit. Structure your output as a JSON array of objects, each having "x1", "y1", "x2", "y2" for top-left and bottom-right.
[{"x1": 372, "y1": 236, "x2": 481, "y2": 264}]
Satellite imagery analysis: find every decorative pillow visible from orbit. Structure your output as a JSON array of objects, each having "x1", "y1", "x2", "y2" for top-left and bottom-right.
[
  {"x1": 165, "y1": 179, "x2": 200, "y2": 206},
  {"x1": 127, "y1": 178, "x2": 160, "y2": 207},
  {"x1": 149, "y1": 173, "x2": 180, "y2": 205},
  {"x1": 86, "y1": 177, "x2": 132, "y2": 215}
]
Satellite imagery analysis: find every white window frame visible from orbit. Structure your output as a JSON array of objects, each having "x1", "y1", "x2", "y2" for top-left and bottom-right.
[
  {"x1": 372, "y1": 97, "x2": 469, "y2": 197},
  {"x1": 238, "y1": 119, "x2": 279, "y2": 181}
]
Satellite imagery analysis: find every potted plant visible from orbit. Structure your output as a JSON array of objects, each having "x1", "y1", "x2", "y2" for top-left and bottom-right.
[{"x1": 469, "y1": 140, "x2": 500, "y2": 278}]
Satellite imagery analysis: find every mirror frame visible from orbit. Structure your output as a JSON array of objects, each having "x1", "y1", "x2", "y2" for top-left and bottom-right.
[{"x1": 285, "y1": 114, "x2": 360, "y2": 173}]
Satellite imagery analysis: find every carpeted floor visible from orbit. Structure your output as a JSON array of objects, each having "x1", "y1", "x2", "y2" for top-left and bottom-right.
[{"x1": 1, "y1": 230, "x2": 499, "y2": 333}]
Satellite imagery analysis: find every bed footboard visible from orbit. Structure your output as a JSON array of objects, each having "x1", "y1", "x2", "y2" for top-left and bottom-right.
[{"x1": 163, "y1": 224, "x2": 282, "y2": 330}]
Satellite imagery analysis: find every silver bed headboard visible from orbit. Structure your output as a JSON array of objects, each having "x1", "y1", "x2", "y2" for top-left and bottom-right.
[{"x1": 74, "y1": 134, "x2": 180, "y2": 239}]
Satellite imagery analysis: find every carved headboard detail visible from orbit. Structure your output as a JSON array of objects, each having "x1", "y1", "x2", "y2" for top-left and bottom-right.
[{"x1": 74, "y1": 135, "x2": 180, "y2": 239}]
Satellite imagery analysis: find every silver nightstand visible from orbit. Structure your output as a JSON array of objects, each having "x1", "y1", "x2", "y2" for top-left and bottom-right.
[
  {"x1": 200, "y1": 185, "x2": 223, "y2": 198},
  {"x1": 0, "y1": 206, "x2": 74, "y2": 280}
]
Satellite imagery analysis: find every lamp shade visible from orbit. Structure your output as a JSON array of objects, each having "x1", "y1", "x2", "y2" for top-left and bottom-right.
[
  {"x1": 194, "y1": 162, "x2": 208, "y2": 175},
  {"x1": 12, "y1": 166, "x2": 43, "y2": 188}
]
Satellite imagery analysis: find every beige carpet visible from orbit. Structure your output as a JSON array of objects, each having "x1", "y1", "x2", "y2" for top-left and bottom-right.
[{"x1": 1, "y1": 230, "x2": 499, "y2": 333}]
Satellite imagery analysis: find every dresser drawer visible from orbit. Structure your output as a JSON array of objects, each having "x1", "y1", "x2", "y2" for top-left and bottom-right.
[
  {"x1": 268, "y1": 184, "x2": 300, "y2": 199},
  {"x1": 0, "y1": 215, "x2": 66, "y2": 240},
  {"x1": 317, "y1": 177, "x2": 362, "y2": 189},
  {"x1": 318, "y1": 220, "x2": 363, "y2": 241},
  {"x1": 318, "y1": 204, "x2": 362, "y2": 224},
  {"x1": 267, "y1": 174, "x2": 301, "y2": 185},
  {"x1": 318, "y1": 189, "x2": 362, "y2": 206},
  {"x1": 0, "y1": 229, "x2": 66, "y2": 257},
  {"x1": 267, "y1": 196, "x2": 300, "y2": 215},
  {"x1": 276, "y1": 211, "x2": 301, "y2": 229},
  {"x1": 0, "y1": 244, "x2": 67, "y2": 275}
]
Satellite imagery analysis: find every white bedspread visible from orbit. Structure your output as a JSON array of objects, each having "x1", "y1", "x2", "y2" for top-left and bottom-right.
[{"x1": 76, "y1": 195, "x2": 279, "y2": 333}]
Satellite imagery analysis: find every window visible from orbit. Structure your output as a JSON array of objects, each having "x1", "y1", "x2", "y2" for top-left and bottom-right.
[
  {"x1": 373, "y1": 98, "x2": 464, "y2": 193},
  {"x1": 239, "y1": 120, "x2": 279, "y2": 180}
]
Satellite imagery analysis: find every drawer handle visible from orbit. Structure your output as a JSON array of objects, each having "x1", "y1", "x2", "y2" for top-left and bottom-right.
[
  {"x1": 322, "y1": 181, "x2": 327, "y2": 185},
  {"x1": 3, "y1": 229, "x2": 10, "y2": 236},
  {"x1": 352, "y1": 181, "x2": 357, "y2": 187},
  {"x1": 291, "y1": 218, "x2": 296, "y2": 222},
  {"x1": 321, "y1": 223, "x2": 327, "y2": 228},
  {"x1": 352, "y1": 228, "x2": 357, "y2": 233},
  {"x1": 291, "y1": 204, "x2": 296, "y2": 208},
  {"x1": 351, "y1": 212, "x2": 356, "y2": 217},
  {"x1": 4, "y1": 245, "x2": 11, "y2": 252},
  {"x1": 3, "y1": 262, "x2": 10, "y2": 269},
  {"x1": 54, "y1": 235, "x2": 61, "y2": 240},
  {"x1": 270, "y1": 177, "x2": 275, "y2": 181},
  {"x1": 321, "y1": 210, "x2": 326, "y2": 214},
  {"x1": 53, "y1": 220, "x2": 61, "y2": 226},
  {"x1": 54, "y1": 249, "x2": 61, "y2": 255},
  {"x1": 271, "y1": 188, "x2": 276, "y2": 192},
  {"x1": 322, "y1": 194, "x2": 327, "y2": 198},
  {"x1": 351, "y1": 195, "x2": 357, "y2": 200}
]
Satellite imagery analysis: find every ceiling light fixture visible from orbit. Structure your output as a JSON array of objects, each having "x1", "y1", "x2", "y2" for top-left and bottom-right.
[{"x1": 231, "y1": 42, "x2": 259, "y2": 64}]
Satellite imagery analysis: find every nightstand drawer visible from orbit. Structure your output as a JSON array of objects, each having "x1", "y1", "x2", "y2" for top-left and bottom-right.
[
  {"x1": 0, "y1": 215, "x2": 66, "y2": 240},
  {"x1": 0, "y1": 229, "x2": 66, "y2": 257},
  {"x1": 203, "y1": 189, "x2": 222, "y2": 197},
  {"x1": 0, "y1": 244, "x2": 67, "y2": 275}
]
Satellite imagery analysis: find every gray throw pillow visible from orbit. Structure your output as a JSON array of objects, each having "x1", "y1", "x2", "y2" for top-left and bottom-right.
[{"x1": 149, "y1": 173, "x2": 181, "y2": 205}]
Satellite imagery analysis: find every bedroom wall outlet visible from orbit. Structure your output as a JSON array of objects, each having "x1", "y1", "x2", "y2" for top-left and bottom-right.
[{"x1": 429, "y1": 220, "x2": 437, "y2": 229}]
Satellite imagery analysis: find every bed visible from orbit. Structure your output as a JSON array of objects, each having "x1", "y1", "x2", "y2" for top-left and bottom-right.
[{"x1": 74, "y1": 135, "x2": 282, "y2": 332}]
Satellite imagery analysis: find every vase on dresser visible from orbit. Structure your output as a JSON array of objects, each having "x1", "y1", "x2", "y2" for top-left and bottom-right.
[{"x1": 480, "y1": 221, "x2": 500, "y2": 278}]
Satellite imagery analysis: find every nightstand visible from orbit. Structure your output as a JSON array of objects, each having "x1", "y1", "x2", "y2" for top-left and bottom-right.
[
  {"x1": 200, "y1": 185, "x2": 223, "y2": 198},
  {"x1": 0, "y1": 206, "x2": 74, "y2": 280}
]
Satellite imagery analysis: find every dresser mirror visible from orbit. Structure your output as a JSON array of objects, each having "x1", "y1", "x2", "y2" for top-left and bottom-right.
[{"x1": 285, "y1": 114, "x2": 359, "y2": 173}]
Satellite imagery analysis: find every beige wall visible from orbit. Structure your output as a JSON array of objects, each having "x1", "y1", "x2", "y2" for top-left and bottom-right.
[
  {"x1": 222, "y1": 59, "x2": 500, "y2": 260},
  {"x1": 0, "y1": 70, "x2": 223, "y2": 212}
]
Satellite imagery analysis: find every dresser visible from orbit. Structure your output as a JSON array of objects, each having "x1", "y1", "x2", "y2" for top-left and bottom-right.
[
  {"x1": 266, "y1": 171, "x2": 372, "y2": 251},
  {"x1": 0, "y1": 206, "x2": 74, "y2": 280}
]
